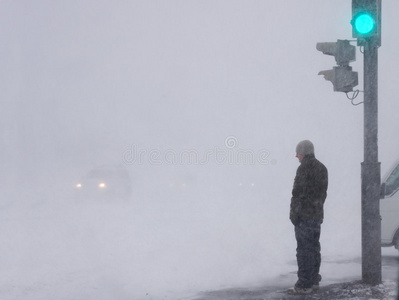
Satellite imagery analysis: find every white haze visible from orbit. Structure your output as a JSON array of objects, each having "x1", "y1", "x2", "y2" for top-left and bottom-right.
[{"x1": 1, "y1": 1, "x2": 399, "y2": 299}]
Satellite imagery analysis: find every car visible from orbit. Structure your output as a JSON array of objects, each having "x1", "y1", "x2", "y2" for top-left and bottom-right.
[
  {"x1": 380, "y1": 159, "x2": 399, "y2": 250},
  {"x1": 75, "y1": 165, "x2": 132, "y2": 199}
]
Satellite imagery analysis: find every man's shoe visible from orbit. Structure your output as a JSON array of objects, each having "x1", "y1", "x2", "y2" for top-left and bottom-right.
[
  {"x1": 312, "y1": 274, "x2": 322, "y2": 290},
  {"x1": 287, "y1": 286, "x2": 314, "y2": 295}
]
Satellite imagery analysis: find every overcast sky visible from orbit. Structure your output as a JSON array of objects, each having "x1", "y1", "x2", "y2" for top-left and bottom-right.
[{"x1": 1, "y1": 1, "x2": 399, "y2": 175}]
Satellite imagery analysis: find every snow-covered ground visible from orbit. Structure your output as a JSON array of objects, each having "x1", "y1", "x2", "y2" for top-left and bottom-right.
[
  {"x1": 192, "y1": 248, "x2": 398, "y2": 299},
  {"x1": 0, "y1": 187, "x2": 292, "y2": 300},
  {"x1": 0, "y1": 185, "x2": 397, "y2": 300}
]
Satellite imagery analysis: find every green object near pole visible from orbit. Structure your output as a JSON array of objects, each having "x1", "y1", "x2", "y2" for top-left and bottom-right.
[{"x1": 354, "y1": 13, "x2": 375, "y2": 34}]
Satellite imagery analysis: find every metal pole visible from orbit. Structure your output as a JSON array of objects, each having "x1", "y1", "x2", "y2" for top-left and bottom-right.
[{"x1": 361, "y1": 40, "x2": 381, "y2": 285}]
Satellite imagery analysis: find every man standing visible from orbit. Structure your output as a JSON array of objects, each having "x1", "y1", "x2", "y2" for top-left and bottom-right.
[{"x1": 289, "y1": 140, "x2": 328, "y2": 294}]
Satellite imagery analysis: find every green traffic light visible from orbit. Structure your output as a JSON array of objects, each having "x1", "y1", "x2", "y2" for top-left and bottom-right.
[{"x1": 354, "y1": 13, "x2": 375, "y2": 34}]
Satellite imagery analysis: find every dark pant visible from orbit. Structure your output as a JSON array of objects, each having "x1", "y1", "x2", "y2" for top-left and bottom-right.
[{"x1": 294, "y1": 220, "x2": 322, "y2": 288}]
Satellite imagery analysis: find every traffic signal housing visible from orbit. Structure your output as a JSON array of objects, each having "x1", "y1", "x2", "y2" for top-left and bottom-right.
[
  {"x1": 318, "y1": 67, "x2": 358, "y2": 93},
  {"x1": 316, "y1": 39, "x2": 358, "y2": 93},
  {"x1": 352, "y1": 0, "x2": 381, "y2": 46}
]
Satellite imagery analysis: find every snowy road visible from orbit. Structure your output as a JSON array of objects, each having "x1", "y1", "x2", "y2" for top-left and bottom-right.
[
  {"x1": 193, "y1": 249, "x2": 399, "y2": 300},
  {"x1": 0, "y1": 196, "x2": 397, "y2": 300}
]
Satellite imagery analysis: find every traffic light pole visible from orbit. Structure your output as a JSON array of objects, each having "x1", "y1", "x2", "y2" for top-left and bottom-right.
[
  {"x1": 361, "y1": 40, "x2": 381, "y2": 285},
  {"x1": 317, "y1": 0, "x2": 382, "y2": 284}
]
